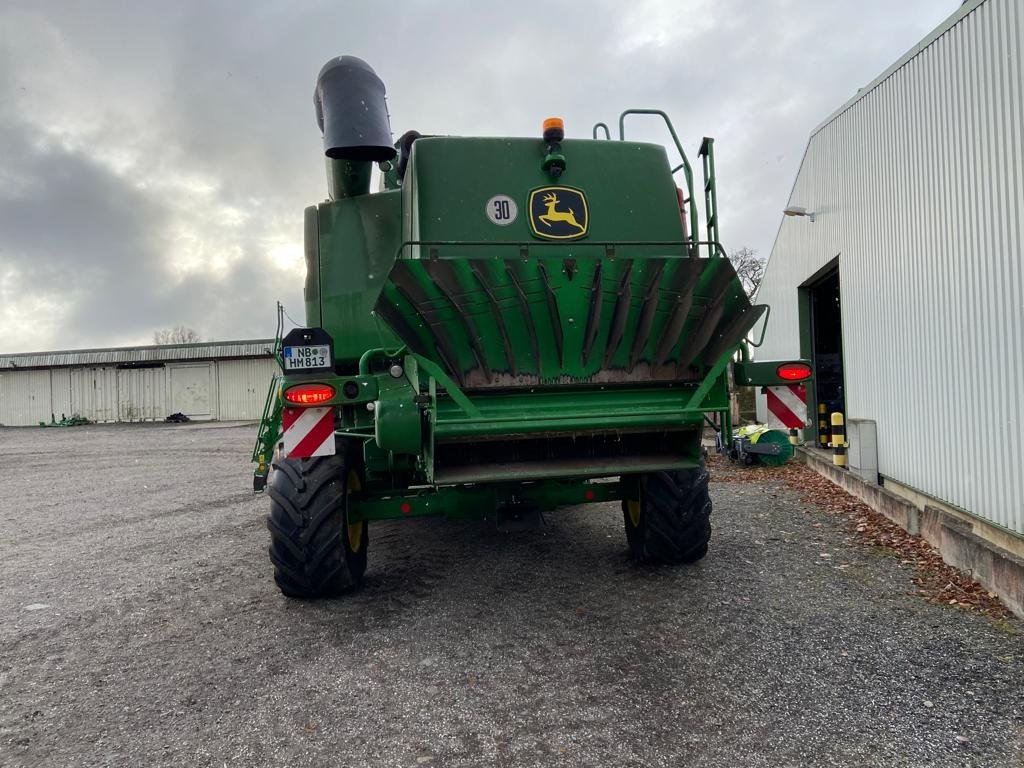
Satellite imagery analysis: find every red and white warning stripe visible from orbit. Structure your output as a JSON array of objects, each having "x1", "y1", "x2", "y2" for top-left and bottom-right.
[
  {"x1": 282, "y1": 406, "x2": 336, "y2": 459},
  {"x1": 766, "y1": 384, "x2": 808, "y2": 430}
]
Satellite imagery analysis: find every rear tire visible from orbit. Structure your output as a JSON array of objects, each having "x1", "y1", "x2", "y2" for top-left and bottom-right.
[
  {"x1": 622, "y1": 464, "x2": 712, "y2": 564},
  {"x1": 266, "y1": 440, "x2": 368, "y2": 599}
]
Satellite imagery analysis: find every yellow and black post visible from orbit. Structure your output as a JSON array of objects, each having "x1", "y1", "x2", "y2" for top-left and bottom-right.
[
  {"x1": 788, "y1": 428, "x2": 799, "y2": 446},
  {"x1": 818, "y1": 402, "x2": 829, "y2": 447},
  {"x1": 829, "y1": 412, "x2": 848, "y2": 468}
]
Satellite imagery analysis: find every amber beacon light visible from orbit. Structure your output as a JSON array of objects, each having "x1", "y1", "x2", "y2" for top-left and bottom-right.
[{"x1": 542, "y1": 117, "x2": 565, "y2": 142}]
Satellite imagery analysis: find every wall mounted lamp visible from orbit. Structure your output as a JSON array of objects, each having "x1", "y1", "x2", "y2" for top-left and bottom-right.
[{"x1": 783, "y1": 205, "x2": 817, "y2": 223}]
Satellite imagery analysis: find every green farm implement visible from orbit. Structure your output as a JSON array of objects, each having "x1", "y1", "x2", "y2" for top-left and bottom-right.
[
  {"x1": 253, "y1": 56, "x2": 811, "y2": 599},
  {"x1": 728, "y1": 424, "x2": 795, "y2": 467}
]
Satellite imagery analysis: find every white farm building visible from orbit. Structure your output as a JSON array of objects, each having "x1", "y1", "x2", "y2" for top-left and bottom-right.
[
  {"x1": 0, "y1": 340, "x2": 277, "y2": 426},
  {"x1": 755, "y1": 0, "x2": 1023, "y2": 612}
]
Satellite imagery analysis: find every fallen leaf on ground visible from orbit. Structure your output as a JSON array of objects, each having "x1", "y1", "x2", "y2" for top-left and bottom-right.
[{"x1": 707, "y1": 454, "x2": 1013, "y2": 620}]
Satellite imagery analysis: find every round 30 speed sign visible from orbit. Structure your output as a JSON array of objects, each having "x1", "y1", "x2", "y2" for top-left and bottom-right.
[{"x1": 485, "y1": 195, "x2": 518, "y2": 226}]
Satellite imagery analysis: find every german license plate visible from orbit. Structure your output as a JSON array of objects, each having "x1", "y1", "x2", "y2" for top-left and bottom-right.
[{"x1": 283, "y1": 345, "x2": 331, "y2": 371}]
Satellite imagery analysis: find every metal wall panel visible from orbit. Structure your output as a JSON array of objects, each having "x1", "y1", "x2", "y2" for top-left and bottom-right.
[
  {"x1": 168, "y1": 363, "x2": 215, "y2": 420},
  {"x1": 756, "y1": 0, "x2": 1024, "y2": 536},
  {"x1": 117, "y1": 367, "x2": 167, "y2": 422},
  {"x1": 50, "y1": 369, "x2": 73, "y2": 420},
  {"x1": 70, "y1": 367, "x2": 119, "y2": 423},
  {"x1": 0, "y1": 356, "x2": 275, "y2": 426},
  {"x1": 0, "y1": 370, "x2": 52, "y2": 426},
  {"x1": 217, "y1": 358, "x2": 277, "y2": 421}
]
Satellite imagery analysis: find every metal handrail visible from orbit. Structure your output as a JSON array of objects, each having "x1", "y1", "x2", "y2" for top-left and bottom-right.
[
  {"x1": 592, "y1": 122, "x2": 611, "y2": 140},
  {"x1": 745, "y1": 304, "x2": 771, "y2": 348},
  {"x1": 617, "y1": 109, "x2": 699, "y2": 247}
]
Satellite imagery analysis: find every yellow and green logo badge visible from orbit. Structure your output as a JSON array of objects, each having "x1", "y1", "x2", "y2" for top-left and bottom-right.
[{"x1": 528, "y1": 186, "x2": 589, "y2": 240}]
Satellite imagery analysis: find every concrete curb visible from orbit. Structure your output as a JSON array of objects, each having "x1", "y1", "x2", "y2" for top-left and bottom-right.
[{"x1": 796, "y1": 446, "x2": 1024, "y2": 619}]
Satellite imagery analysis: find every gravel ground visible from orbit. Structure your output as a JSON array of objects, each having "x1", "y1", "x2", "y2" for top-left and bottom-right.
[{"x1": 1, "y1": 423, "x2": 1022, "y2": 767}]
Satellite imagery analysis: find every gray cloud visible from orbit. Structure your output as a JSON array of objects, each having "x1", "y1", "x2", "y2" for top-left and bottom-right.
[{"x1": 0, "y1": 0, "x2": 956, "y2": 352}]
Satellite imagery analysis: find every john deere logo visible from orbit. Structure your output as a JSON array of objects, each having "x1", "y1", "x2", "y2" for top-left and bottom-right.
[{"x1": 528, "y1": 186, "x2": 589, "y2": 240}]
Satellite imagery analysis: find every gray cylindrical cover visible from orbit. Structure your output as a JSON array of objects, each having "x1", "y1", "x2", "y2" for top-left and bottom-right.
[{"x1": 314, "y1": 56, "x2": 397, "y2": 162}]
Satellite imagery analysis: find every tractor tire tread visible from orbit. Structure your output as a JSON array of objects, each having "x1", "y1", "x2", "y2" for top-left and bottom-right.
[
  {"x1": 635, "y1": 465, "x2": 712, "y2": 565},
  {"x1": 266, "y1": 443, "x2": 365, "y2": 599}
]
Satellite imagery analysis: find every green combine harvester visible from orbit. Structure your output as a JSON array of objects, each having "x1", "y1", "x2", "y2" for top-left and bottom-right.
[{"x1": 252, "y1": 56, "x2": 812, "y2": 599}]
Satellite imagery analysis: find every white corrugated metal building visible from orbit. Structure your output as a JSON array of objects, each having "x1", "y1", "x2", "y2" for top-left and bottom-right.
[
  {"x1": 0, "y1": 340, "x2": 277, "y2": 426},
  {"x1": 756, "y1": 0, "x2": 1023, "y2": 548}
]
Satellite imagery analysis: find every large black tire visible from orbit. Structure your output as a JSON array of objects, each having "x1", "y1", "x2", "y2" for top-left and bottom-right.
[
  {"x1": 266, "y1": 441, "x2": 368, "y2": 599},
  {"x1": 622, "y1": 464, "x2": 712, "y2": 564}
]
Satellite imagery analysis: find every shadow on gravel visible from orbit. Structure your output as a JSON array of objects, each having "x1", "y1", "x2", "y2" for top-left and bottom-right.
[{"x1": 264, "y1": 509, "x2": 715, "y2": 662}]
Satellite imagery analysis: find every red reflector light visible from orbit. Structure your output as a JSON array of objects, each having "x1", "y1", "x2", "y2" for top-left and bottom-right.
[
  {"x1": 584, "y1": 489, "x2": 595, "y2": 500},
  {"x1": 283, "y1": 383, "x2": 335, "y2": 405},
  {"x1": 776, "y1": 363, "x2": 812, "y2": 381},
  {"x1": 400, "y1": 502, "x2": 412, "y2": 515}
]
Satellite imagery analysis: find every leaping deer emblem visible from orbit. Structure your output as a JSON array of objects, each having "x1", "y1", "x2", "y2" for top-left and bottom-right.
[{"x1": 538, "y1": 192, "x2": 585, "y2": 232}]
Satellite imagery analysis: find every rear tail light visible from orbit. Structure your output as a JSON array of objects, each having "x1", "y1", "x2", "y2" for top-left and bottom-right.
[
  {"x1": 776, "y1": 363, "x2": 813, "y2": 381},
  {"x1": 283, "y1": 383, "x2": 335, "y2": 405}
]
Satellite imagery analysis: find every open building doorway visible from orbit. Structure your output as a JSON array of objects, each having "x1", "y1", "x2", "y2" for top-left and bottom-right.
[{"x1": 799, "y1": 260, "x2": 845, "y2": 448}]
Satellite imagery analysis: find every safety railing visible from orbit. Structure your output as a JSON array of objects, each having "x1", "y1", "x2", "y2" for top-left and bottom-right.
[{"x1": 614, "y1": 109, "x2": 700, "y2": 254}]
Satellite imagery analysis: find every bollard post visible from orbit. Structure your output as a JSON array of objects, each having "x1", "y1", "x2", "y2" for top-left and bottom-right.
[
  {"x1": 818, "y1": 402, "x2": 829, "y2": 447},
  {"x1": 829, "y1": 411, "x2": 848, "y2": 468}
]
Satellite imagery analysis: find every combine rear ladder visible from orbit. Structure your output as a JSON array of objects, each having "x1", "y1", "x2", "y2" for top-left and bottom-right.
[{"x1": 699, "y1": 137, "x2": 721, "y2": 257}]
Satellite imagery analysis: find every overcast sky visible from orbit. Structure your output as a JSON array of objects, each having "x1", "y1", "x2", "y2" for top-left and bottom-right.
[{"x1": 0, "y1": 0, "x2": 956, "y2": 353}]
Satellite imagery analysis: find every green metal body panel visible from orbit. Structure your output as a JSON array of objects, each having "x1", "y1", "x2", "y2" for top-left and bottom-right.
[
  {"x1": 431, "y1": 386, "x2": 713, "y2": 439},
  {"x1": 310, "y1": 190, "x2": 403, "y2": 365},
  {"x1": 404, "y1": 138, "x2": 683, "y2": 253},
  {"x1": 256, "y1": 115, "x2": 775, "y2": 520},
  {"x1": 348, "y1": 477, "x2": 623, "y2": 523}
]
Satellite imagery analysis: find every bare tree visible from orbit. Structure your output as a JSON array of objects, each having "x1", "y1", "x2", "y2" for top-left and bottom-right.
[
  {"x1": 729, "y1": 247, "x2": 766, "y2": 299},
  {"x1": 153, "y1": 326, "x2": 202, "y2": 345}
]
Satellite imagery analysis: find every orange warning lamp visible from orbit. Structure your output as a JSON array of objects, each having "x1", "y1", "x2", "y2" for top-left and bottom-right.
[{"x1": 543, "y1": 117, "x2": 565, "y2": 143}]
